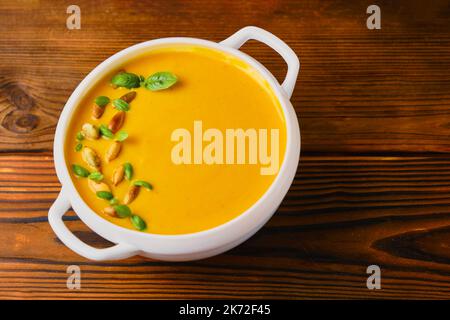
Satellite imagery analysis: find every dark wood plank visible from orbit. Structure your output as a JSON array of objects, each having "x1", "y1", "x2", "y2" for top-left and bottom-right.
[{"x1": 2, "y1": 154, "x2": 450, "y2": 298}]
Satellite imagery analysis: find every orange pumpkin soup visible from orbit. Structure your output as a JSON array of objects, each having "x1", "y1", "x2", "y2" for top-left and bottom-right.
[{"x1": 65, "y1": 45, "x2": 286, "y2": 235}]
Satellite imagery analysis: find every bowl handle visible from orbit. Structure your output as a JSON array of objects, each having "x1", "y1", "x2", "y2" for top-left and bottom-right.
[
  {"x1": 220, "y1": 26, "x2": 300, "y2": 98},
  {"x1": 48, "y1": 188, "x2": 138, "y2": 261}
]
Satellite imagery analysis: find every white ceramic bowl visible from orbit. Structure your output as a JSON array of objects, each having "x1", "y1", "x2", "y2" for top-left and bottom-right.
[{"x1": 48, "y1": 26, "x2": 300, "y2": 261}]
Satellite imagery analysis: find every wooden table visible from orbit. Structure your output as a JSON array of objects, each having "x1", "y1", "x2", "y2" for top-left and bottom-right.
[{"x1": 1, "y1": 0, "x2": 450, "y2": 299}]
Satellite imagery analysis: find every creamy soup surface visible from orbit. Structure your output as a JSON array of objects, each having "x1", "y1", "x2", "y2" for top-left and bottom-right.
[{"x1": 65, "y1": 45, "x2": 287, "y2": 234}]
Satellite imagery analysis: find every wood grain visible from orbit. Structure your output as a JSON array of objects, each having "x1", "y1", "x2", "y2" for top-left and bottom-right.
[
  {"x1": 1, "y1": 0, "x2": 450, "y2": 299},
  {"x1": 3, "y1": 154, "x2": 450, "y2": 299}
]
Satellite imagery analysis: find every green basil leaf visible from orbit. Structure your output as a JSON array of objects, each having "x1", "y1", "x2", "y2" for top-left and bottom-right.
[
  {"x1": 75, "y1": 143, "x2": 83, "y2": 152},
  {"x1": 76, "y1": 131, "x2": 84, "y2": 141},
  {"x1": 94, "y1": 96, "x2": 110, "y2": 107},
  {"x1": 99, "y1": 124, "x2": 114, "y2": 139},
  {"x1": 114, "y1": 204, "x2": 132, "y2": 218},
  {"x1": 124, "y1": 162, "x2": 133, "y2": 180},
  {"x1": 115, "y1": 130, "x2": 128, "y2": 142},
  {"x1": 133, "y1": 180, "x2": 153, "y2": 190},
  {"x1": 96, "y1": 191, "x2": 113, "y2": 200},
  {"x1": 72, "y1": 164, "x2": 90, "y2": 177},
  {"x1": 109, "y1": 198, "x2": 119, "y2": 205},
  {"x1": 113, "y1": 98, "x2": 130, "y2": 112},
  {"x1": 130, "y1": 215, "x2": 146, "y2": 231},
  {"x1": 111, "y1": 72, "x2": 141, "y2": 89},
  {"x1": 144, "y1": 72, "x2": 178, "y2": 91},
  {"x1": 88, "y1": 171, "x2": 103, "y2": 182}
]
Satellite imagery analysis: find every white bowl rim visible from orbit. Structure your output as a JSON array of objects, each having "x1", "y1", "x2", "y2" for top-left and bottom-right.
[{"x1": 53, "y1": 35, "x2": 300, "y2": 254}]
